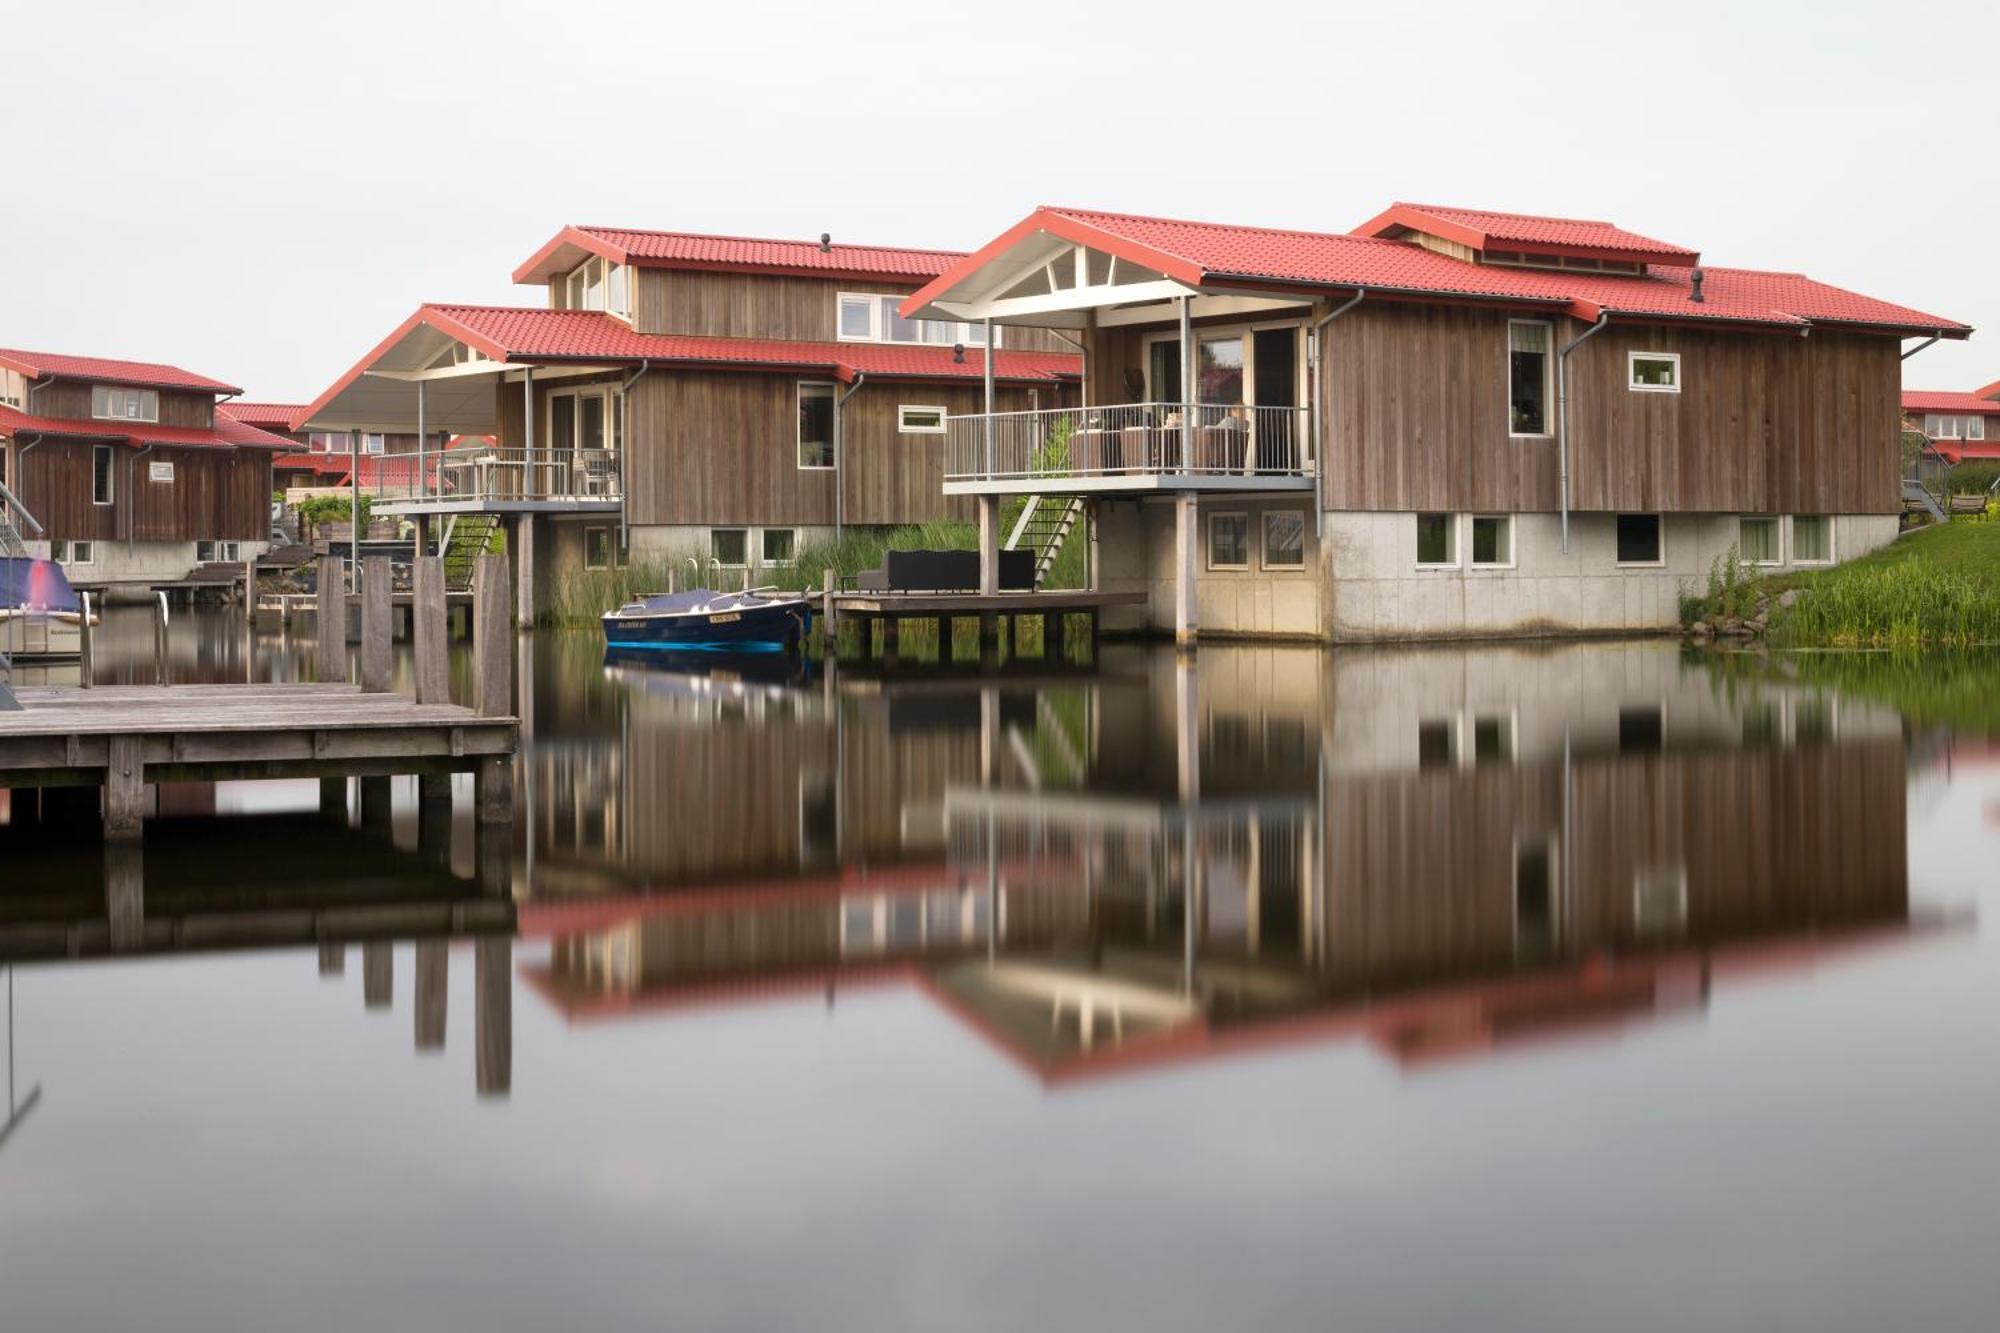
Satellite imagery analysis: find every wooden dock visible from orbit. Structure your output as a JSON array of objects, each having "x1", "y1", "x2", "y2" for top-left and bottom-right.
[
  {"x1": 824, "y1": 586, "x2": 1145, "y2": 665},
  {"x1": 0, "y1": 553, "x2": 518, "y2": 839}
]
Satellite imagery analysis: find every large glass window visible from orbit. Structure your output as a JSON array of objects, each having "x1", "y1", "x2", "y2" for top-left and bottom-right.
[
  {"x1": 1508, "y1": 321, "x2": 1551, "y2": 436},
  {"x1": 797, "y1": 383, "x2": 835, "y2": 469},
  {"x1": 91, "y1": 385, "x2": 159, "y2": 422},
  {"x1": 762, "y1": 528, "x2": 796, "y2": 565},
  {"x1": 1615, "y1": 513, "x2": 1662, "y2": 564},
  {"x1": 1149, "y1": 339, "x2": 1183, "y2": 403},
  {"x1": 1416, "y1": 513, "x2": 1456, "y2": 566},
  {"x1": 1198, "y1": 336, "x2": 1244, "y2": 404}
]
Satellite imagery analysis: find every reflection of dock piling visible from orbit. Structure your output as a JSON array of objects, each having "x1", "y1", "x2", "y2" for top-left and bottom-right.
[{"x1": 0, "y1": 554, "x2": 519, "y2": 840}]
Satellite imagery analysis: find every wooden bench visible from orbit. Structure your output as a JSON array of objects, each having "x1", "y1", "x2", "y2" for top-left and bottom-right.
[{"x1": 1947, "y1": 493, "x2": 1988, "y2": 515}]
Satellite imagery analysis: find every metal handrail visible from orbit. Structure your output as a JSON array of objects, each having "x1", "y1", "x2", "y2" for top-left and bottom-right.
[
  {"x1": 943, "y1": 402, "x2": 1313, "y2": 484},
  {"x1": 363, "y1": 445, "x2": 624, "y2": 503}
]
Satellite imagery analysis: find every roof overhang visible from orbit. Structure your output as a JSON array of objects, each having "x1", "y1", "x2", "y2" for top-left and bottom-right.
[
  {"x1": 510, "y1": 226, "x2": 631, "y2": 286},
  {"x1": 1352, "y1": 203, "x2": 1703, "y2": 269}
]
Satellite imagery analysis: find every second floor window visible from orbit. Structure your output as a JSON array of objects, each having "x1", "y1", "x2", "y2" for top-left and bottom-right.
[
  {"x1": 1925, "y1": 413, "x2": 1987, "y2": 440},
  {"x1": 836, "y1": 292, "x2": 997, "y2": 348},
  {"x1": 1508, "y1": 322, "x2": 1551, "y2": 436},
  {"x1": 93, "y1": 444, "x2": 115, "y2": 504},
  {"x1": 562, "y1": 256, "x2": 631, "y2": 319},
  {"x1": 798, "y1": 383, "x2": 834, "y2": 469},
  {"x1": 92, "y1": 385, "x2": 159, "y2": 422}
]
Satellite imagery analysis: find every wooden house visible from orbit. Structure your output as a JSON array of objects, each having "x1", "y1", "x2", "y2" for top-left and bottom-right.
[
  {"x1": 0, "y1": 348, "x2": 288, "y2": 587},
  {"x1": 1902, "y1": 384, "x2": 2000, "y2": 464},
  {"x1": 294, "y1": 226, "x2": 1082, "y2": 616},
  {"x1": 903, "y1": 203, "x2": 1972, "y2": 641}
]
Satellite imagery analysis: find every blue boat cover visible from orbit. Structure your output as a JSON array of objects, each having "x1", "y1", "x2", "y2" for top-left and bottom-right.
[{"x1": 0, "y1": 557, "x2": 81, "y2": 614}]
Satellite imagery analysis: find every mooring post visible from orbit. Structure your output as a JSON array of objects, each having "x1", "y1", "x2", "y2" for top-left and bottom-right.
[
  {"x1": 360, "y1": 556, "x2": 393, "y2": 693},
  {"x1": 103, "y1": 734, "x2": 145, "y2": 841},
  {"x1": 473, "y1": 554, "x2": 511, "y2": 720},
  {"x1": 821, "y1": 567, "x2": 836, "y2": 651},
  {"x1": 153, "y1": 592, "x2": 170, "y2": 687},
  {"x1": 316, "y1": 555, "x2": 345, "y2": 683},
  {"x1": 1043, "y1": 611, "x2": 1062, "y2": 660},
  {"x1": 415, "y1": 940, "x2": 447, "y2": 1052},
  {"x1": 475, "y1": 935, "x2": 512, "y2": 1098},
  {"x1": 362, "y1": 942, "x2": 392, "y2": 1009},
  {"x1": 105, "y1": 841, "x2": 144, "y2": 952},
  {"x1": 78, "y1": 591, "x2": 93, "y2": 689},
  {"x1": 412, "y1": 555, "x2": 449, "y2": 706}
]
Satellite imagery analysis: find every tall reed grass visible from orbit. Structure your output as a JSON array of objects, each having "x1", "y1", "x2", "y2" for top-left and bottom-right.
[{"x1": 1774, "y1": 559, "x2": 2000, "y2": 649}]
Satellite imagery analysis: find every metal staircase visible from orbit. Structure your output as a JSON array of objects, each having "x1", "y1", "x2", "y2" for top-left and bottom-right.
[
  {"x1": 441, "y1": 513, "x2": 502, "y2": 591},
  {"x1": 1004, "y1": 495, "x2": 1086, "y2": 589},
  {"x1": 1902, "y1": 479, "x2": 1946, "y2": 522}
]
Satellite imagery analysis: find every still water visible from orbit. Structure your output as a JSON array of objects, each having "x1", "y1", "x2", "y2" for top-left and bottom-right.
[{"x1": 2, "y1": 609, "x2": 1997, "y2": 1332}]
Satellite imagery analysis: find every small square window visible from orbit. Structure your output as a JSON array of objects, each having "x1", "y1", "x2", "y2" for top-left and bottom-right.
[
  {"x1": 838, "y1": 295, "x2": 874, "y2": 340},
  {"x1": 1473, "y1": 715, "x2": 1513, "y2": 764},
  {"x1": 1619, "y1": 706, "x2": 1664, "y2": 754},
  {"x1": 584, "y1": 526, "x2": 613, "y2": 570},
  {"x1": 898, "y1": 406, "x2": 946, "y2": 434},
  {"x1": 1615, "y1": 513, "x2": 1662, "y2": 565},
  {"x1": 1628, "y1": 352, "x2": 1680, "y2": 393},
  {"x1": 1739, "y1": 516, "x2": 1780, "y2": 565},
  {"x1": 711, "y1": 528, "x2": 748, "y2": 568},
  {"x1": 1792, "y1": 515, "x2": 1832, "y2": 564},
  {"x1": 1418, "y1": 719, "x2": 1456, "y2": 769},
  {"x1": 1470, "y1": 515, "x2": 1511, "y2": 566},
  {"x1": 762, "y1": 528, "x2": 796, "y2": 565},
  {"x1": 1207, "y1": 513, "x2": 1249, "y2": 570},
  {"x1": 1416, "y1": 513, "x2": 1456, "y2": 566},
  {"x1": 1262, "y1": 510, "x2": 1305, "y2": 569},
  {"x1": 66, "y1": 540, "x2": 94, "y2": 565}
]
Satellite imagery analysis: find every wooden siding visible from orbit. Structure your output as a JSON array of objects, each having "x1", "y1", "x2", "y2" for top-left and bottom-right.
[
  {"x1": 10, "y1": 440, "x2": 270, "y2": 543},
  {"x1": 27, "y1": 382, "x2": 214, "y2": 429},
  {"x1": 632, "y1": 268, "x2": 1069, "y2": 352},
  {"x1": 625, "y1": 370, "x2": 1056, "y2": 529},
  {"x1": 1318, "y1": 303, "x2": 1902, "y2": 515}
]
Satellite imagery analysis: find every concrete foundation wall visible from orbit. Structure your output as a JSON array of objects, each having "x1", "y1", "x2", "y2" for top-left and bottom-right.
[
  {"x1": 629, "y1": 522, "x2": 840, "y2": 578},
  {"x1": 44, "y1": 539, "x2": 270, "y2": 588}
]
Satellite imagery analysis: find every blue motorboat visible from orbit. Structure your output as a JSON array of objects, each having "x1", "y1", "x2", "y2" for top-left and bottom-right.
[{"x1": 600, "y1": 587, "x2": 813, "y2": 653}]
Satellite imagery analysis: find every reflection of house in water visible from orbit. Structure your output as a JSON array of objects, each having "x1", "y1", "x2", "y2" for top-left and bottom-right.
[
  {"x1": 0, "y1": 810, "x2": 516, "y2": 1098},
  {"x1": 523, "y1": 646, "x2": 1940, "y2": 1086}
]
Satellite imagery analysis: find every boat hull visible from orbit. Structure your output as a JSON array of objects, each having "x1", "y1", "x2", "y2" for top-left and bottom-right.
[{"x1": 600, "y1": 599, "x2": 812, "y2": 653}]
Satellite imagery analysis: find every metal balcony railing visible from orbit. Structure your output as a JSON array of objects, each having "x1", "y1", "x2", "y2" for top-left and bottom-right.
[
  {"x1": 944, "y1": 402, "x2": 1313, "y2": 487},
  {"x1": 364, "y1": 447, "x2": 623, "y2": 504}
]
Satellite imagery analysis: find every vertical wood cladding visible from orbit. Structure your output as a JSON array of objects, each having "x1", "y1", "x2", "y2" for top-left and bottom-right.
[
  {"x1": 1318, "y1": 303, "x2": 1902, "y2": 515},
  {"x1": 27, "y1": 382, "x2": 215, "y2": 428},
  {"x1": 624, "y1": 370, "x2": 1058, "y2": 528},
  {"x1": 12, "y1": 441, "x2": 271, "y2": 542},
  {"x1": 630, "y1": 268, "x2": 1069, "y2": 352}
]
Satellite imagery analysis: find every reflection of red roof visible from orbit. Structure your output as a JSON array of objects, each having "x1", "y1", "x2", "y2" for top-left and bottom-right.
[
  {"x1": 295, "y1": 306, "x2": 1080, "y2": 430},
  {"x1": 1353, "y1": 202, "x2": 1701, "y2": 265},
  {"x1": 0, "y1": 346, "x2": 241, "y2": 394},
  {"x1": 0, "y1": 403, "x2": 290, "y2": 450},
  {"x1": 1903, "y1": 390, "x2": 2000, "y2": 414},
  {"x1": 907, "y1": 205, "x2": 1971, "y2": 337},
  {"x1": 220, "y1": 401, "x2": 307, "y2": 431},
  {"x1": 514, "y1": 223, "x2": 965, "y2": 284}
]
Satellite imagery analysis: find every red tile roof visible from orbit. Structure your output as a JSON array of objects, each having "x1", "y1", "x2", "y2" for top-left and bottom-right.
[
  {"x1": 1902, "y1": 390, "x2": 2000, "y2": 414},
  {"x1": 513, "y1": 224, "x2": 966, "y2": 285},
  {"x1": 907, "y1": 206, "x2": 1972, "y2": 338},
  {"x1": 272, "y1": 451, "x2": 350, "y2": 476},
  {"x1": 0, "y1": 403, "x2": 291, "y2": 450},
  {"x1": 1353, "y1": 202, "x2": 1702, "y2": 265},
  {"x1": 1976, "y1": 378, "x2": 2000, "y2": 401},
  {"x1": 0, "y1": 347, "x2": 241, "y2": 395},
  {"x1": 219, "y1": 401, "x2": 308, "y2": 431}
]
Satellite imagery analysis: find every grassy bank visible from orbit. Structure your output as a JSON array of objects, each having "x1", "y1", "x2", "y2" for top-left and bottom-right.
[
  {"x1": 545, "y1": 508, "x2": 1088, "y2": 628},
  {"x1": 1683, "y1": 520, "x2": 2000, "y2": 649}
]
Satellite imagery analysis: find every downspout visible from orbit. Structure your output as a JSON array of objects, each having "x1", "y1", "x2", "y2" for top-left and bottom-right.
[
  {"x1": 1308, "y1": 289, "x2": 1366, "y2": 537},
  {"x1": 618, "y1": 360, "x2": 653, "y2": 557},
  {"x1": 1556, "y1": 313, "x2": 1612, "y2": 553},
  {"x1": 834, "y1": 371, "x2": 867, "y2": 542}
]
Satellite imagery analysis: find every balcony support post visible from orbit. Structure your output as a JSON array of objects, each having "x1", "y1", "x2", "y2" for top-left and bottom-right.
[
  {"x1": 978, "y1": 494, "x2": 1000, "y2": 597},
  {"x1": 1179, "y1": 296, "x2": 1194, "y2": 476},
  {"x1": 982, "y1": 318, "x2": 995, "y2": 477},
  {"x1": 416, "y1": 377, "x2": 427, "y2": 501},
  {"x1": 522, "y1": 366, "x2": 535, "y2": 500},
  {"x1": 1174, "y1": 491, "x2": 1198, "y2": 650}
]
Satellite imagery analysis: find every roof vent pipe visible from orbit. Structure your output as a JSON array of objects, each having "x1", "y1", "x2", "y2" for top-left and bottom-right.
[
  {"x1": 1688, "y1": 268, "x2": 1706, "y2": 304},
  {"x1": 820, "y1": 233, "x2": 831, "y2": 253},
  {"x1": 953, "y1": 343, "x2": 966, "y2": 364}
]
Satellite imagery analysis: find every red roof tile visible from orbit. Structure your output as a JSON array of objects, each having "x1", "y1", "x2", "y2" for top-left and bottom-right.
[
  {"x1": 0, "y1": 403, "x2": 290, "y2": 450},
  {"x1": 1902, "y1": 390, "x2": 2000, "y2": 414},
  {"x1": 219, "y1": 401, "x2": 308, "y2": 430},
  {"x1": 1353, "y1": 202, "x2": 1701, "y2": 264},
  {"x1": 0, "y1": 347, "x2": 241, "y2": 395},
  {"x1": 513, "y1": 224, "x2": 966, "y2": 284},
  {"x1": 911, "y1": 206, "x2": 1970, "y2": 337}
]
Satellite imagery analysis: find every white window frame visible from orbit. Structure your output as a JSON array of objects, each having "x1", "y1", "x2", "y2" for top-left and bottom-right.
[
  {"x1": 1206, "y1": 511, "x2": 1250, "y2": 571},
  {"x1": 196, "y1": 539, "x2": 241, "y2": 564},
  {"x1": 898, "y1": 405, "x2": 947, "y2": 435},
  {"x1": 796, "y1": 382, "x2": 836, "y2": 471},
  {"x1": 91, "y1": 384, "x2": 159, "y2": 423},
  {"x1": 1139, "y1": 319, "x2": 1311, "y2": 411},
  {"x1": 1506, "y1": 319, "x2": 1555, "y2": 439},
  {"x1": 545, "y1": 386, "x2": 621, "y2": 456},
  {"x1": 710, "y1": 527, "x2": 749, "y2": 568},
  {"x1": 60, "y1": 539, "x2": 94, "y2": 565},
  {"x1": 834, "y1": 291, "x2": 1000, "y2": 349},
  {"x1": 1414, "y1": 512, "x2": 1459, "y2": 569},
  {"x1": 1613, "y1": 512, "x2": 1665, "y2": 568},
  {"x1": 1468, "y1": 514, "x2": 1514, "y2": 570},
  {"x1": 1790, "y1": 514, "x2": 1834, "y2": 565},
  {"x1": 1627, "y1": 350, "x2": 1681, "y2": 394},
  {"x1": 1970, "y1": 416, "x2": 1987, "y2": 441},
  {"x1": 1738, "y1": 515, "x2": 1782, "y2": 566},
  {"x1": 582, "y1": 525, "x2": 613, "y2": 571},
  {"x1": 760, "y1": 527, "x2": 797, "y2": 566},
  {"x1": 92, "y1": 443, "x2": 116, "y2": 506},
  {"x1": 838, "y1": 294, "x2": 874, "y2": 340},
  {"x1": 1260, "y1": 509, "x2": 1307, "y2": 570},
  {"x1": 148, "y1": 460, "x2": 175, "y2": 483}
]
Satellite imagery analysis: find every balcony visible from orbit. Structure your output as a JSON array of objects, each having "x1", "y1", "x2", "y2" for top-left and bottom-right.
[
  {"x1": 369, "y1": 446, "x2": 623, "y2": 515},
  {"x1": 942, "y1": 403, "x2": 1314, "y2": 495}
]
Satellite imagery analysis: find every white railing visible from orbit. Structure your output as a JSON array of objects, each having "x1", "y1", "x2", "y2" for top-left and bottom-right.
[
  {"x1": 944, "y1": 402, "x2": 1312, "y2": 485},
  {"x1": 368, "y1": 447, "x2": 623, "y2": 504}
]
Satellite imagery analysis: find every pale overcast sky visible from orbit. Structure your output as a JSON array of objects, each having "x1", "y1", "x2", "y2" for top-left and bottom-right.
[{"x1": 3, "y1": 0, "x2": 1995, "y2": 401}]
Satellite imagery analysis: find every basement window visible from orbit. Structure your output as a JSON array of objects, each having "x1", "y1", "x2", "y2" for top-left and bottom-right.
[
  {"x1": 1471, "y1": 515, "x2": 1512, "y2": 567},
  {"x1": 1629, "y1": 351, "x2": 1680, "y2": 393},
  {"x1": 54, "y1": 540, "x2": 94, "y2": 565},
  {"x1": 1507, "y1": 321, "x2": 1552, "y2": 437},
  {"x1": 583, "y1": 525, "x2": 613, "y2": 570},
  {"x1": 710, "y1": 528, "x2": 748, "y2": 568},
  {"x1": 1614, "y1": 513, "x2": 1662, "y2": 566},
  {"x1": 92, "y1": 444, "x2": 115, "y2": 505},
  {"x1": 1791, "y1": 515, "x2": 1832, "y2": 564},
  {"x1": 762, "y1": 528, "x2": 796, "y2": 565},
  {"x1": 1739, "y1": 516, "x2": 1780, "y2": 565},
  {"x1": 195, "y1": 540, "x2": 241, "y2": 563},
  {"x1": 1415, "y1": 513, "x2": 1456, "y2": 567}
]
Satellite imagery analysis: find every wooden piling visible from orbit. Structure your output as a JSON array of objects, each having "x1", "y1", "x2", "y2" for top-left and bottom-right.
[
  {"x1": 412, "y1": 555, "x2": 449, "y2": 706},
  {"x1": 316, "y1": 555, "x2": 345, "y2": 683},
  {"x1": 359, "y1": 775, "x2": 392, "y2": 835},
  {"x1": 473, "y1": 554, "x2": 511, "y2": 720},
  {"x1": 1043, "y1": 611, "x2": 1062, "y2": 660},
  {"x1": 475, "y1": 753, "x2": 514, "y2": 824},
  {"x1": 360, "y1": 556, "x2": 393, "y2": 693},
  {"x1": 821, "y1": 567, "x2": 836, "y2": 648},
  {"x1": 415, "y1": 940, "x2": 447, "y2": 1051},
  {"x1": 362, "y1": 941, "x2": 392, "y2": 1009},
  {"x1": 103, "y1": 734, "x2": 145, "y2": 840},
  {"x1": 105, "y1": 841, "x2": 144, "y2": 952},
  {"x1": 475, "y1": 935, "x2": 512, "y2": 1097},
  {"x1": 317, "y1": 942, "x2": 346, "y2": 976}
]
